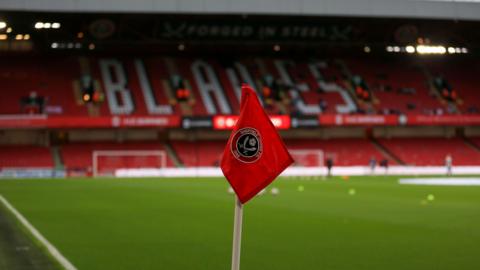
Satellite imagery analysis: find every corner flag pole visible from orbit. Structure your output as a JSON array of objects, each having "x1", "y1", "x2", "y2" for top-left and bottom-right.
[{"x1": 231, "y1": 195, "x2": 244, "y2": 270}]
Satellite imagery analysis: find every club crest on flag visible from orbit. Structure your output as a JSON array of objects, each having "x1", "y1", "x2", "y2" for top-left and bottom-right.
[
  {"x1": 231, "y1": 127, "x2": 263, "y2": 163},
  {"x1": 221, "y1": 84, "x2": 293, "y2": 204}
]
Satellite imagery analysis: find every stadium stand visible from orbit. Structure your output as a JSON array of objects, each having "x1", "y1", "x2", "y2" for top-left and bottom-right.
[
  {"x1": 0, "y1": 146, "x2": 54, "y2": 168},
  {"x1": 377, "y1": 137, "x2": 480, "y2": 166},
  {"x1": 297, "y1": 60, "x2": 349, "y2": 114},
  {"x1": 1, "y1": 56, "x2": 479, "y2": 117},
  {"x1": 347, "y1": 58, "x2": 444, "y2": 115},
  {"x1": 0, "y1": 57, "x2": 85, "y2": 115},
  {"x1": 424, "y1": 59, "x2": 480, "y2": 114},
  {"x1": 1, "y1": 50, "x2": 480, "y2": 174},
  {"x1": 469, "y1": 138, "x2": 480, "y2": 149},
  {"x1": 171, "y1": 140, "x2": 225, "y2": 167}
]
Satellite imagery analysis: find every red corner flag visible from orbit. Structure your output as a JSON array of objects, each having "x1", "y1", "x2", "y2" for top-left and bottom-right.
[{"x1": 221, "y1": 84, "x2": 294, "y2": 204}]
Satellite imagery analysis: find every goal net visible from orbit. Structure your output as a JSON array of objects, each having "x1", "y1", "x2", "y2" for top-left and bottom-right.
[
  {"x1": 289, "y1": 150, "x2": 324, "y2": 168},
  {"x1": 92, "y1": 150, "x2": 167, "y2": 177}
]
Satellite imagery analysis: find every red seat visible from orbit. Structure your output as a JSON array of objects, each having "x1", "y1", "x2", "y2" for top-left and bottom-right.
[
  {"x1": 171, "y1": 140, "x2": 225, "y2": 167},
  {"x1": 378, "y1": 138, "x2": 480, "y2": 165},
  {"x1": 0, "y1": 146, "x2": 53, "y2": 168}
]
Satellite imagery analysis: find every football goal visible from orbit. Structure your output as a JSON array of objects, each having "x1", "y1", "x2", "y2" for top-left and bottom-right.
[
  {"x1": 92, "y1": 150, "x2": 167, "y2": 177},
  {"x1": 289, "y1": 150, "x2": 324, "y2": 168}
]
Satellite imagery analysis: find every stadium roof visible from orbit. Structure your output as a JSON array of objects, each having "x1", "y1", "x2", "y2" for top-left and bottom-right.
[{"x1": 0, "y1": 0, "x2": 480, "y2": 21}]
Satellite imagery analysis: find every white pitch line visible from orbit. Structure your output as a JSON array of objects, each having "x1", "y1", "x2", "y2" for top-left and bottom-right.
[
  {"x1": 399, "y1": 178, "x2": 480, "y2": 186},
  {"x1": 0, "y1": 194, "x2": 77, "y2": 270}
]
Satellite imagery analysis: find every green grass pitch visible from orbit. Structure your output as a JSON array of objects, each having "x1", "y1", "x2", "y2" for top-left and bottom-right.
[{"x1": 0, "y1": 176, "x2": 479, "y2": 270}]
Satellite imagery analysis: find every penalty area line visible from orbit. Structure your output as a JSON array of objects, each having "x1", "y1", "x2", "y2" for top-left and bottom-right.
[{"x1": 0, "y1": 194, "x2": 77, "y2": 270}]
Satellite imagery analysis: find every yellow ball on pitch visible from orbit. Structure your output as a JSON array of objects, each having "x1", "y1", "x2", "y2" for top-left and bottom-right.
[
  {"x1": 427, "y1": 194, "x2": 435, "y2": 201},
  {"x1": 297, "y1": 185, "x2": 305, "y2": 192}
]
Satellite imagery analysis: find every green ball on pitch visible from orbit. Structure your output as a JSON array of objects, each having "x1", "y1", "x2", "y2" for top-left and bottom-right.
[
  {"x1": 297, "y1": 185, "x2": 305, "y2": 192},
  {"x1": 427, "y1": 194, "x2": 435, "y2": 201},
  {"x1": 348, "y1": 188, "x2": 356, "y2": 195}
]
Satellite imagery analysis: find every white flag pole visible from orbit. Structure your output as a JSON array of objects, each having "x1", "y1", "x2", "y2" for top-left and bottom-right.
[{"x1": 231, "y1": 195, "x2": 244, "y2": 270}]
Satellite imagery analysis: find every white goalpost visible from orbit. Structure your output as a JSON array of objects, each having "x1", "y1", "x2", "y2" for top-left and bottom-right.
[
  {"x1": 289, "y1": 150, "x2": 325, "y2": 168},
  {"x1": 92, "y1": 150, "x2": 167, "y2": 177}
]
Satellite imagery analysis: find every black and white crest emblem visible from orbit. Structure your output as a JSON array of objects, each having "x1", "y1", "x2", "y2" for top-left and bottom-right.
[{"x1": 231, "y1": 127, "x2": 263, "y2": 163}]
